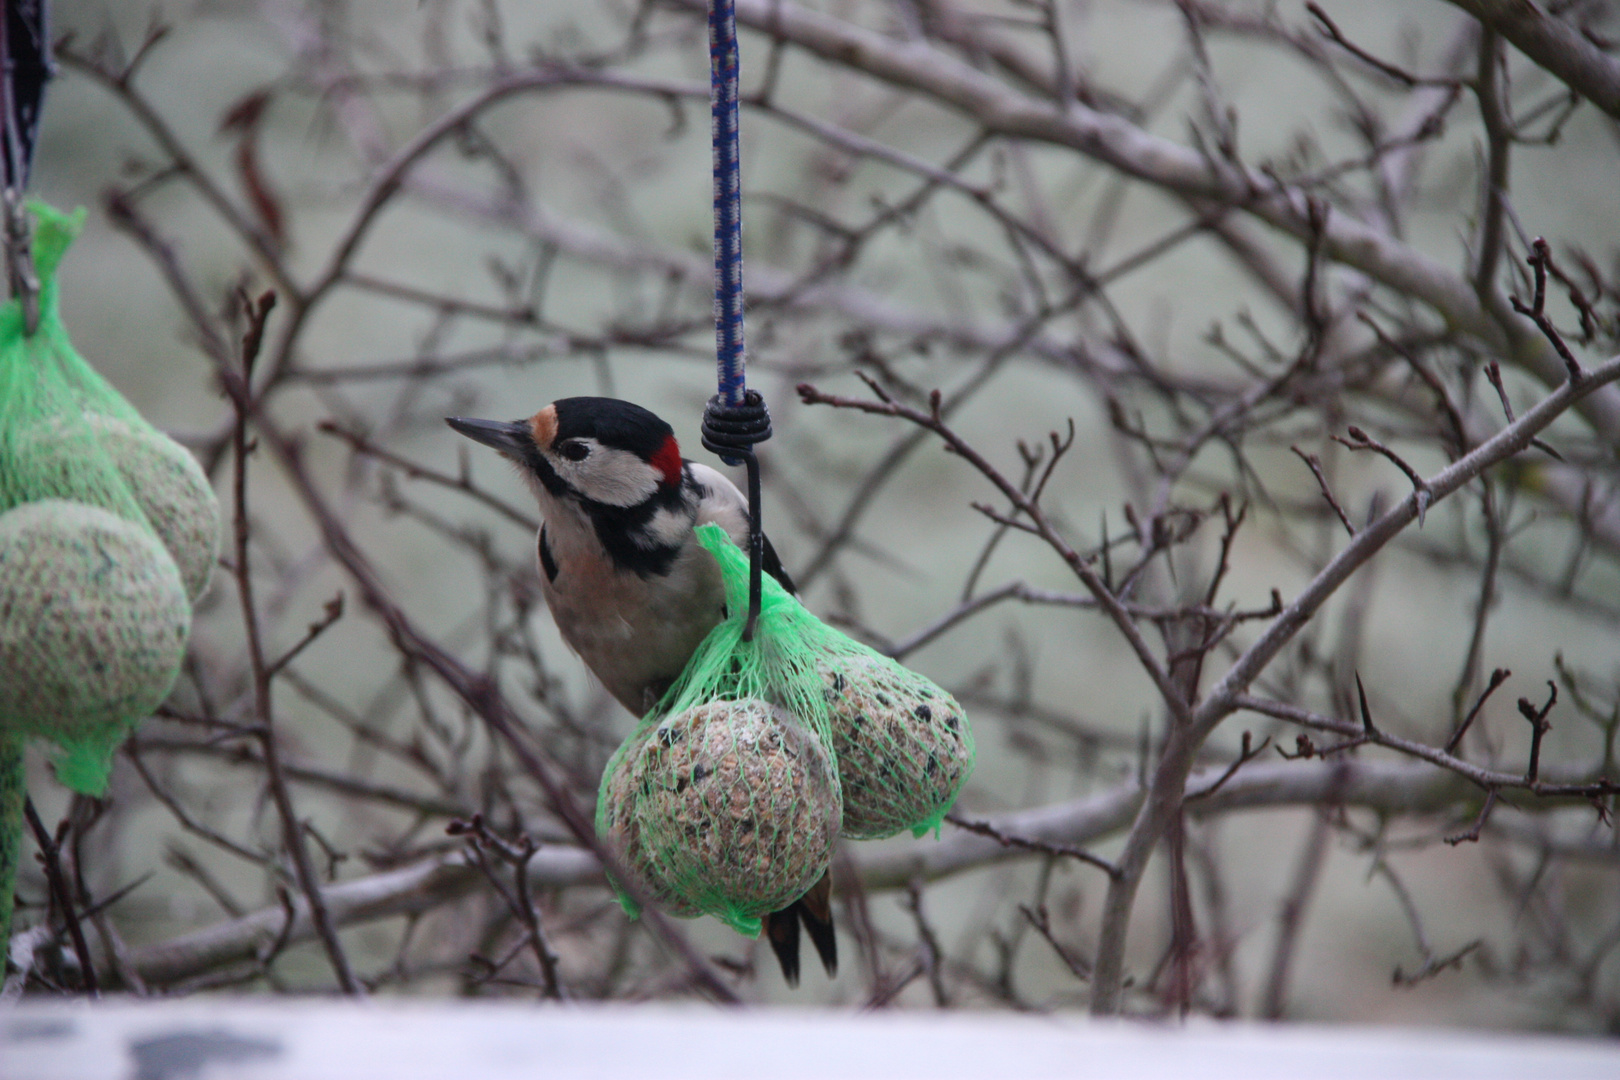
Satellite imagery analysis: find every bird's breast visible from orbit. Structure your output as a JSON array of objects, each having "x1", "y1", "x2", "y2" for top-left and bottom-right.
[{"x1": 538, "y1": 523, "x2": 727, "y2": 715}]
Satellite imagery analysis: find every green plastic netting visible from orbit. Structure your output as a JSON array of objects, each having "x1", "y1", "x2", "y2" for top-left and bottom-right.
[
  {"x1": 0, "y1": 202, "x2": 220, "y2": 797},
  {"x1": 817, "y1": 650, "x2": 974, "y2": 841},
  {"x1": 613, "y1": 697, "x2": 840, "y2": 936},
  {"x1": 672, "y1": 525, "x2": 974, "y2": 840},
  {"x1": 595, "y1": 724, "x2": 705, "y2": 922},
  {"x1": 595, "y1": 524, "x2": 975, "y2": 933}
]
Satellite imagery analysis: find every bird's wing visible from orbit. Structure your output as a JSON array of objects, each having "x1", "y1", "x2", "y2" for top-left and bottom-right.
[
  {"x1": 686, "y1": 462, "x2": 750, "y2": 544},
  {"x1": 687, "y1": 461, "x2": 797, "y2": 595}
]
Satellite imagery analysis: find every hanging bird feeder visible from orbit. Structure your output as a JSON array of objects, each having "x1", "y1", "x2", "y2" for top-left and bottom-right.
[
  {"x1": 595, "y1": 0, "x2": 974, "y2": 943},
  {"x1": 0, "y1": 0, "x2": 223, "y2": 962}
]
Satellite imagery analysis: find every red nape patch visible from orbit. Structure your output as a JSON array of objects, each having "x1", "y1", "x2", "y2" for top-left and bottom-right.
[{"x1": 650, "y1": 434, "x2": 683, "y2": 488}]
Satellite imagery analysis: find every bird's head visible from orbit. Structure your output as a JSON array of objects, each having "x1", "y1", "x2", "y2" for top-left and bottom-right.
[{"x1": 446, "y1": 397, "x2": 686, "y2": 510}]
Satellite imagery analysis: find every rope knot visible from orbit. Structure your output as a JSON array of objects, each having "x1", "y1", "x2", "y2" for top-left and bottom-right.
[{"x1": 701, "y1": 389, "x2": 772, "y2": 466}]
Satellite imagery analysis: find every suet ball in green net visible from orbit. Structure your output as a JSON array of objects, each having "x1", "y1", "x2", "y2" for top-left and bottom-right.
[
  {"x1": 633, "y1": 698, "x2": 840, "y2": 936},
  {"x1": 596, "y1": 727, "x2": 703, "y2": 920},
  {"x1": 819, "y1": 653, "x2": 974, "y2": 839},
  {"x1": 14, "y1": 415, "x2": 220, "y2": 601},
  {"x1": 660, "y1": 525, "x2": 974, "y2": 841},
  {"x1": 91, "y1": 415, "x2": 219, "y2": 601},
  {"x1": 0, "y1": 499, "x2": 190, "y2": 793}
]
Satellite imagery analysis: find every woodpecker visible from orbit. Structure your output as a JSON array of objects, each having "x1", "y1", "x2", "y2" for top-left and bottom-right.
[{"x1": 447, "y1": 396, "x2": 835, "y2": 986}]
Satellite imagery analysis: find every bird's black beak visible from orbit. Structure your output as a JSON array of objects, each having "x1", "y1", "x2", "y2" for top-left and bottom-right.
[{"x1": 445, "y1": 416, "x2": 533, "y2": 458}]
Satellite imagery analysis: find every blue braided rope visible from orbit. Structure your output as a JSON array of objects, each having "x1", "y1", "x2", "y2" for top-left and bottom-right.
[{"x1": 709, "y1": 0, "x2": 746, "y2": 407}]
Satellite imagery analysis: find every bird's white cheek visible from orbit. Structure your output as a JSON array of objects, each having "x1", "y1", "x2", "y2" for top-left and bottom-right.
[{"x1": 553, "y1": 444, "x2": 660, "y2": 507}]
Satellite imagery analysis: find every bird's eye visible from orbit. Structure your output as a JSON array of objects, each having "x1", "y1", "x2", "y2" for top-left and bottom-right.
[{"x1": 557, "y1": 440, "x2": 590, "y2": 462}]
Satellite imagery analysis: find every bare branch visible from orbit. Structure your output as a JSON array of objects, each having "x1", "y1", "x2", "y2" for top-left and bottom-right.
[{"x1": 1440, "y1": 0, "x2": 1620, "y2": 120}]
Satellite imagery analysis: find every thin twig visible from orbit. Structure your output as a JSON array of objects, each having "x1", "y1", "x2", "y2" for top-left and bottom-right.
[
  {"x1": 1519, "y1": 682, "x2": 1558, "y2": 784},
  {"x1": 1482, "y1": 362, "x2": 1564, "y2": 460},
  {"x1": 1306, "y1": 3, "x2": 1466, "y2": 88},
  {"x1": 1291, "y1": 445, "x2": 1355, "y2": 536},
  {"x1": 264, "y1": 593, "x2": 345, "y2": 679},
  {"x1": 945, "y1": 813, "x2": 1120, "y2": 878},
  {"x1": 22, "y1": 799, "x2": 99, "y2": 996},
  {"x1": 1445, "y1": 789, "x2": 1499, "y2": 846},
  {"x1": 1237, "y1": 692, "x2": 1615, "y2": 798},
  {"x1": 223, "y1": 291, "x2": 362, "y2": 996},
  {"x1": 1332, "y1": 426, "x2": 1432, "y2": 524},
  {"x1": 1510, "y1": 238, "x2": 1584, "y2": 382},
  {"x1": 903, "y1": 880, "x2": 950, "y2": 1007},
  {"x1": 318, "y1": 422, "x2": 540, "y2": 531},
  {"x1": 1020, "y1": 904, "x2": 1091, "y2": 983},
  {"x1": 1259, "y1": 804, "x2": 1332, "y2": 1019},
  {"x1": 1185, "y1": 732, "x2": 1272, "y2": 802},
  {"x1": 1445, "y1": 667, "x2": 1511, "y2": 755}
]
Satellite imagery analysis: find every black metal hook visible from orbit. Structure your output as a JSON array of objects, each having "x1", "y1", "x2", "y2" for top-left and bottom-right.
[{"x1": 700, "y1": 390, "x2": 772, "y2": 641}]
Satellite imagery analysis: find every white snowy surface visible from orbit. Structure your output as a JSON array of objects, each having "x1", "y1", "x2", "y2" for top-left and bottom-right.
[{"x1": 2, "y1": 999, "x2": 1617, "y2": 1080}]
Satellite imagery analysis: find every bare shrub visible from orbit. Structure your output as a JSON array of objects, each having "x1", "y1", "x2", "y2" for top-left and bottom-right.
[{"x1": 9, "y1": 0, "x2": 1619, "y2": 1028}]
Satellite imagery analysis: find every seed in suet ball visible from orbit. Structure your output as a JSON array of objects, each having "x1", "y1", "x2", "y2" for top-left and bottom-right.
[{"x1": 633, "y1": 699, "x2": 840, "y2": 920}]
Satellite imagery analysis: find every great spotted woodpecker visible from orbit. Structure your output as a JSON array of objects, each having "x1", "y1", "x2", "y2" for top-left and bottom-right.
[{"x1": 447, "y1": 396, "x2": 836, "y2": 986}]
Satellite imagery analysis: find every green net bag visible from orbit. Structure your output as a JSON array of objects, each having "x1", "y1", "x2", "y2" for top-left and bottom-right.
[
  {"x1": 0, "y1": 202, "x2": 218, "y2": 795},
  {"x1": 594, "y1": 524, "x2": 975, "y2": 934},
  {"x1": 595, "y1": 524, "x2": 845, "y2": 935},
  {"x1": 629, "y1": 697, "x2": 839, "y2": 935},
  {"x1": 594, "y1": 727, "x2": 705, "y2": 921},
  {"x1": 817, "y1": 650, "x2": 973, "y2": 840},
  {"x1": 677, "y1": 525, "x2": 974, "y2": 840}
]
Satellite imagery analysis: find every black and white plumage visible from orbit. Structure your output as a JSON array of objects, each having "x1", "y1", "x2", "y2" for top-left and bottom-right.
[{"x1": 446, "y1": 396, "x2": 835, "y2": 986}]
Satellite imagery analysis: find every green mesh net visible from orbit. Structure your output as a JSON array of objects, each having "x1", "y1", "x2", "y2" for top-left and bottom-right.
[
  {"x1": 0, "y1": 202, "x2": 219, "y2": 796},
  {"x1": 595, "y1": 524, "x2": 975, "y2": 933},
  {"x1": 607, "y1": 697, "x2": 840, "y2": 936},
  {"x1": 595, "y1": 726, "x2": 705, "y2": 922},
  {"x1": 817, "y1": 650, "x2": 974, "y2": 841},
  {"x1": 673, "y1": 525, "x2": 974, "y2": 840}
]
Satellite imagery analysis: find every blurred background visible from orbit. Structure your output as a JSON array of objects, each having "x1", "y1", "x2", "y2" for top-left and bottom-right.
[{"x1": 11, "y1": 0, "x2": 1620, "y2": 1029}]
